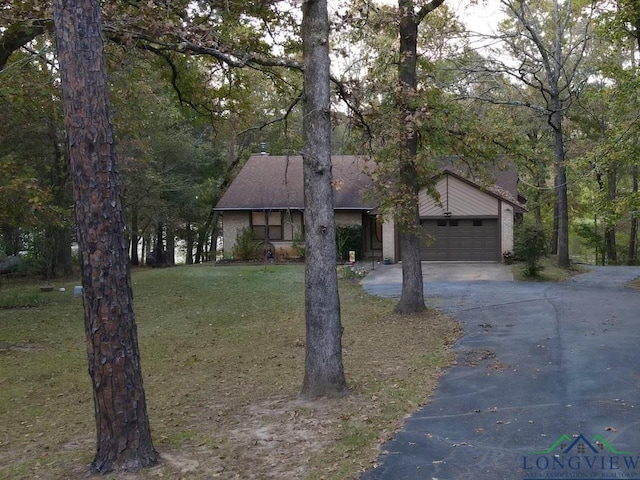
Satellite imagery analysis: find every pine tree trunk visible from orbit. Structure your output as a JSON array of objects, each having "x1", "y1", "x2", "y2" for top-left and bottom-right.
[
  {"x1": 58, "y1": 226, "x2": 73, "y2": 276},
  {"x1": 130, "y1": 204, "x2": 140, "y2": 266},
  {"x1": 185, "y1": 223, "x2": 194, "y2": 265},
  {"x1": 195, "y1": 231, "x2": 204, "y2": 264},
  {"x1": 166, "y1": 228, "x2": 175, "y2": 266},
  {"x1": 394, "y1": 0, "x2": 425, "y2": 314},
  {"x1": 143, "y1": 236, "x2": 151, "y2": 265},
  {"x1": 154, "y1": 224, "x2": 165, "y2": 266},
  {"x1": 299, "y1": 0, "x2": 346, "y2": 399},
  {"x1": 52, "y1": 0, "x2": 158, "y2": 472}
]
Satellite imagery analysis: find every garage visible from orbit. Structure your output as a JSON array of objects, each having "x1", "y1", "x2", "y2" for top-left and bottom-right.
[{"x1": 420, "y1": 218, "x2": 500, "y2": 261}]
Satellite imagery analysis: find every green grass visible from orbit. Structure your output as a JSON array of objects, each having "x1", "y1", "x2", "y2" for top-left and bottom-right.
[
  {"x1": 512, "y1": 255, "x2": 589, "y2": 282},
  {"x1": 0, "y1": 264, "x2": 460, "y2": 479},
  {"x1": 0, "y1": 288, "x2": 51, "y2": 309}
]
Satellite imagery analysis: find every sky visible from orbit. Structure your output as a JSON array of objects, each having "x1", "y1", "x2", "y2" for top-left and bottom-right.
[
  {"x1": 449, "y1": 0, "x2": 506, "y2": 36},
  {"x1": 367, "y1": 0, "x2": 506, "y2": 35}
]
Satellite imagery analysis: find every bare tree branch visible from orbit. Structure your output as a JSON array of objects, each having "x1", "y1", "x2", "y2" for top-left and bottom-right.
[
  {"x1": 102, "y1": 26, "x2": 304, "y2": 71},
  {"x1": 0, "y1": 19, "x2": 53, "y2": 71},
  {"x1": 416, "y1": 0, "x2": 445, "y2": 24}
]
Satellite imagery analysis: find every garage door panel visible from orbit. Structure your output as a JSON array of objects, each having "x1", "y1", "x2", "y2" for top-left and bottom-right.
[{"x1": 420, "y1": 219, "x2": 499, "y2": 261}]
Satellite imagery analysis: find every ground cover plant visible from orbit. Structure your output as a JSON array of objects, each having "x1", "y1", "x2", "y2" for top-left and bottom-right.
[
  {"x1": 512, "y1": 256, "x2": 588, "y2": 282},
  {"x1": 0, "y1": 264, "x2": 460, "y2": 479}
]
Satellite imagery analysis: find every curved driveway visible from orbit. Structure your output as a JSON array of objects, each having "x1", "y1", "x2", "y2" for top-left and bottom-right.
[{"x1": 361, "y1": 264, "x2": 640, "y2": 480}]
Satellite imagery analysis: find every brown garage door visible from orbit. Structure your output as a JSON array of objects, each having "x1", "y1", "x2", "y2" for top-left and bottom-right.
[{"x1": 420, "y1": 219, "x2": 499, "y2": 261}]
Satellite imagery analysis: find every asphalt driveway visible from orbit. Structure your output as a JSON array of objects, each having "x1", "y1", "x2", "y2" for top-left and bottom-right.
[{"x1": 360, "y1": 264, "x2": 640, "y2": 480}]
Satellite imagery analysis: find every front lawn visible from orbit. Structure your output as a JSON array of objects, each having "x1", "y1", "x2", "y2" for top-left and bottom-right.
[{"x1": 0, "y1": 264, "x2": 460, "y2": 479}]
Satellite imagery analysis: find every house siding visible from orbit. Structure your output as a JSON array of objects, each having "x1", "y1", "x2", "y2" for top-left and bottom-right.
[
  {"x1": 222, "y1": 209, "x2": 366, "y2": 259},
  {"x1": 335, "y1": 211, "x2": 363, "y2": 226},
  {"x1": 282, "y1": 210, "x2": 304, "y2": 241},
  {"x1": 221, "y1": 212, "x2": 247, "y2": 257},
  {"x1": 217, "y1": 164, "x2": 522, "y2": 263},
  {"x1": 419, "y1": 175, "x2": 499, "y2": 217}
]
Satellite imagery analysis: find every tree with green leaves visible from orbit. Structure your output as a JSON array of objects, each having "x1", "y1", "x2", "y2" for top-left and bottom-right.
[
  {"x1": 387, "y1": 0, "x2": 446, "y2": 314},
  {"x1": 338, "y1": 1, "x2": 512, "y2": 313},
  {"x1": 0, "y1": 38, "x2": 74, "y2": 277},
  {"x1": 591, "y1": 0, "x2": 640, "y2": 265},
  {"x1": 479, "y1": 0, "x2": 596, "y2": 268},
  {"x1": 52, "y1": 0, "x2": 158, "y2": 471},
  {"x1": 5, "y1": 0, "x2": 359, "y2": 403}
]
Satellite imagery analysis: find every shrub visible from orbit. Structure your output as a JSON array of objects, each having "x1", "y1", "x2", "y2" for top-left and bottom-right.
[
  {"x1": 514, "y1": 223, "x2": 547, "y2": 277},
  {"x1": 338, "y1": 265, "x2": 367, "y2": 280},
  {"x1": 232, "y1": 228, "x2": 259, "y2": 260},
  {"x1": 292, "y1": 231, "x2": 306, "y2": 259}
]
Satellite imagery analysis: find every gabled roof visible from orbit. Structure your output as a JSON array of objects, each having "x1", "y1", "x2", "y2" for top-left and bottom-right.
[
  {"x1": 214, "y1": 155, "x2": 376, "y2": 211},
  {"x1": 436, "y1": 160, "x2": 527, "y2": 212},
  {"x1": 214, "y1": 154, "x2": 524, "y2": 212},
  {"x1": 434, "y1": 157, "x2": 526, "y2": 210}
]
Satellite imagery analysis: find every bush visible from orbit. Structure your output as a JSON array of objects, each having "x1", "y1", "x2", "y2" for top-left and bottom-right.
[
  {"x1": 514, "y1": 223, "x2": 547, "y2": 277},
  {"x1": 338, "y1": 265, "x2": 367, "y2": 280},
  {"x1": 335, "y1": 225, "x2": 363, "y2": 262},
  {"x1": 232, "y1": 228, "x2": 260, "y2": 260},
  {"x1": 292, "y1": 231, "x2": 305, "y2": 259}
]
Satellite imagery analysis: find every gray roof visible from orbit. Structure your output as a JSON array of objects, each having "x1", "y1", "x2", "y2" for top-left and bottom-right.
[
  {"x1": 214, "y1": 154, "x2": 524, "y2": 211},
  {"x1": 214, "y1": 155, "x2": 376, "y2": 211}
]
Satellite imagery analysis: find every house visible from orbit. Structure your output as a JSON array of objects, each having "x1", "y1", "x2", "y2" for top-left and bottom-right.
[{"x1": 213, "y1": 154, "x2": 525, "y2": 262}]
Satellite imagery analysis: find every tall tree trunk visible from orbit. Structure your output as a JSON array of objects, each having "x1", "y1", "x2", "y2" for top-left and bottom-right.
[
  {"x1": 154, "y1": 224, "x2": 165, "y2": 266},
  {"x1": 166, "y1": 228, "x2": 175, "y2": 266},
  {"x1": 143, "y1": 235, "x2": 150, "y2": 265},
  {"x1": 130, "y1": 204, "x2": 140, "y2": 266},
  {"x1": 56, "y1": 226, "x2": 73, "y2": 277},
  {"x1": 628, "y1": 165, "x2": 638, "y2": 265},
  {"x1": 393, "y1": 0, "x2": 434, "y2": 314},
  {"x1": 195, "y1": 230, "x2": 205, "y2": 264},
  {"x1": 52, "y1": 0, "x2": 157, "y2": 472},
  {"x1": 195, "y1": 211, "x2": 216, "y2": 264},
  {"x1": 553, "y1": 135, "x2": 569, "y2": 267},
  {"x1": 605, "y1": 227, "x2": 616, "y2": 264},
  {"x1": 551, "y1": 192, "x2": 559, "y2": 255},
  {"x1": 605, "y1": 164, "x2": 618, "y2": 264},
  {"x1": 550, "y1": 0, "x2": 570, "y2": 268},
  {"x1": 299, "y1": 0, "x2": 346, "y2": 399},
  {"x1": 185, "y1": 223, "x2": 194, "y2": 265}
]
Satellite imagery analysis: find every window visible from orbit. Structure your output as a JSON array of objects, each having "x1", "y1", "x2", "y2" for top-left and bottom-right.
[
  {"x1": 473, "y1": 220, "x2": 483, "y2": 227},
  {"x1": 251, "y1": 211, "x2": 283, "y2": 240},
  {"x1": 437, "y1": 220, "x2": 447, "y2": 227}
]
